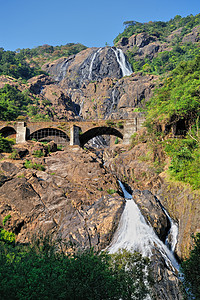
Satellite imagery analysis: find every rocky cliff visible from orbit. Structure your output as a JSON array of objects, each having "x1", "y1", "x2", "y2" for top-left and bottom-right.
[{"x1": 0, "y1": 142, "x2": 182, "y2": 299}]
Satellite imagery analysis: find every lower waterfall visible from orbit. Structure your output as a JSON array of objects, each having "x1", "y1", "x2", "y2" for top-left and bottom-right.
[{"x1": 108, "y1": 182, "x2": 179, "y2": 273}]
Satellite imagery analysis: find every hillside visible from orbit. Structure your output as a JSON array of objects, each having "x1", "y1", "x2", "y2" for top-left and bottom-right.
[{"x1": 0, "y1": 13, "x2": 200, "y2": 299}]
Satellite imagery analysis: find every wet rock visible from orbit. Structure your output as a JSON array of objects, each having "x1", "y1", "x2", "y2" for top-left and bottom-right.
[
  {"x1": 132, "y1": 189, "x2": 170, "y2": 241},
  {"x1": 150, "y1": 248, "x2": 182, "y2": 300}
]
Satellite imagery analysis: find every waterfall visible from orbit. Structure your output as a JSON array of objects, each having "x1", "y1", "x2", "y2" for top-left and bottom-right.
[
  {"x1": 108, "y1": 182, "x2": 179, "y2": 273},
  {"x1": 56, "y1": 59, "x2": 69, "y2": 81},
  {"x1": 88, "y1": 48, "x2": 102, "y2": 80},
  {"x1": 112, "y1": 48, "x2": 133, "y2": 77},
  {"x1": 163, "y1": 207, "x2": 179, "y2": 253}
]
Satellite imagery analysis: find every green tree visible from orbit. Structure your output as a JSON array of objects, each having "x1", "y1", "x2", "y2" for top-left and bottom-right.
[
  {"x1": 181, "y1": 233, "x2": 200, "y2": 299},
  {"x1": 0, "y1": 84, "x2": 32, "y2": 120},
  {"x1": 0, "y1": 235, "x2": 153, "y2": 300},
  {"x1": 0, "y1": 134, "x2": 14, "y2": 153}
]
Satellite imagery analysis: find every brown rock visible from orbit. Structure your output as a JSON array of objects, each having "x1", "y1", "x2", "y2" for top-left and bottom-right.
[{"x1": 0, "y1": 147, "x2": 124, "y2": 251}]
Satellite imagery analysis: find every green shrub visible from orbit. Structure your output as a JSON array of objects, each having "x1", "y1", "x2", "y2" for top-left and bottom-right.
[
  {"x1": 0, "y1": 236, "x2": 152, "y2": 300},
  {"x1": 32, "y1": 149, "x2": 45, "y2": 158},
  {"x1": 181, "y1": 233, "x2": 200, "y2": 299},
  {"x1": 0, "y1": 134, "x2": 14, "y2": 153},
  {"x1": 9, "y1": 149, "x2": 19, "y2": 159},
  {"x1": 3, "y1": 214, "x2": 11, "y2": 226},
  {"x1": 107, "y1": 188, "x2": 117, "y2": 195},
  {"x1": 0, "y1": 229, "x2": 15, "y2": 244},
  {"x1": 24, "y1": 160, "x2": 45, "y2": 171}
]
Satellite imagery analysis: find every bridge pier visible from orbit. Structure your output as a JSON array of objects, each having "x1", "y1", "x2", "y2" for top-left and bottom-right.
[
  {"x1": 16, "y1": 122, "x2": 26, "y2": 144},
  {"x1": 123, "y1": 117, "x2": 146, "y2": 144},
  {"x1": 70, "y1": 125, "x2": 80, "y2": 146}
]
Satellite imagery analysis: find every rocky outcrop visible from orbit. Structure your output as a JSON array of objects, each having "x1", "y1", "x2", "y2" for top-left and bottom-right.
[
  {"x1": 0, "y1": 142, "x2": 183, "y2": 298},
  {"x1": 0, "y1": 145, "x2": 124, "y2": 251},
  {"x1": 182, "y1": 25, "x2": 200, "y2": 43},
  {"x1": 68, "y1": 72, "x2": 157, "y2": 120},
  {"x1": 42, "y1": 47, "x2": 125, "y2": 89},
  {"x1": 156, "y1": 177, "x2": 200, "y2": 259},
  {"x1": 117, "y1": 32, "x2": 169, "y2": 59}
]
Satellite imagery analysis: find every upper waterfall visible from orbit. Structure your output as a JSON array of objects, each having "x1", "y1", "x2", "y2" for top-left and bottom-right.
[
  {"x1": 88, "y1": 48, "x2": 102, "y2": 80},
  {"x1": 112, "y1": 48, "x2": 133, "y2": 77}
]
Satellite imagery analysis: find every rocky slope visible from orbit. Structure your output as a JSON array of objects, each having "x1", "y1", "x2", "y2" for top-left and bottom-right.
[
  {"x1": 103, "y1": 139, "x2": 200, "y2": 260},
  {"x1": 0, "y1": 143, "x2": 124, "y2": 251},
  {"x1": 0, "y1": 142, "x2": 182, "y2": 299}
]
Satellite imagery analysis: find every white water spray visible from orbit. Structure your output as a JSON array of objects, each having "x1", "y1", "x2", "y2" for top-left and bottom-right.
[
  {"x1": 108, "y1": 182, "x2": 179, "y2": 273},
  {"x1": 163, "y1": 207, "x2": 179, "y2": 253},
  {"x1": 112, "y1": 48, "x2": 133, "y2": 77},
  {"x1": 88, "y1": 48, "x2": 102, "y2": 80}
]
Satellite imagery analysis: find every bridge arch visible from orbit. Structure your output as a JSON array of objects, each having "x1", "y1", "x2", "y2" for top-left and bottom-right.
[
  {"x1": 27, "y1": 128, "x2": 69, "y2": 145},
  {"x1": 79, "y1": 126, "x2": 123, "y2": 147},
  {"x1": 0, "y1": 126, "x2": 16, "y2": 138}
]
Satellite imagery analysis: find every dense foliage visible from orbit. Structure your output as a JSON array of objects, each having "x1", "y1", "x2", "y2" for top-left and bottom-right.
[
  {"x1": 164, "y1": 138, "x2": 200, "y2": 189},
  {"x1": 145, "y1": 55, "x2": 200, "y2": 189},
  {"x1": 115, "y1": 14, "x2": 200, "y2": 44},
  {"x1": 146, "y1": 54, "x2": 200, "y2": 125},
  {"x1": 0, "y1": 134, "x2": 14, "y2": 153},
  {"x1": 0, "y1": 84, "x2": 32, "y2": 120},
  {"x1": 17, "y1": 43, "x2": 87, "y2": 70},
  {"x1": 0, "y1": 235, "x2": 152, "y2": 300},
  {"x1": 127, "y1": 43, "x2": 200, "y2": 75},
  {"x1": 0, "y1": 43, "x2": 86, "y2": 80},
  {"x1": 0, "y1": 48, "x2": 43, "y2": 80},
  {"x1": 181, "y1": 233, "x2": 200, "y2": 299}
]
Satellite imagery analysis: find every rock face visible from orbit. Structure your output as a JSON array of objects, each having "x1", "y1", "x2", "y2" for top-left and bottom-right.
[
  {"x1": 42, "y1": 47, "x2": 129, "y2": 89},
  {"x1": 69, "y1": 73, "x2": 157, "y2": 120},
  {"x1": 0, "y1": 145, "x2": 124, "y2": 251}
]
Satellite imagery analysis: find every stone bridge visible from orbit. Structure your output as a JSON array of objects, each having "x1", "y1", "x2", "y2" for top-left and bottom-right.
[{"x1": 0, "y1": 115, "x2": 145, "y2": 147}]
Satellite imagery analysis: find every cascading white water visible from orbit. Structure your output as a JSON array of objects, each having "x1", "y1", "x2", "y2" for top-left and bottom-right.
[
  {"x1": 108, "y1": 182, "x2": 179, "y2": 273},
  {"x1": 88, "y1": 48, "x2": 102, "y2": 80},
  {"x1": 112, "y1": 48, "x2": 133, "y2": 77},
  {"x1": 163, "y1": 207, "x2": 179, "y2": 253},
  {"x1": 78, "y1": 99, "x2": 84, "y2": 116}
]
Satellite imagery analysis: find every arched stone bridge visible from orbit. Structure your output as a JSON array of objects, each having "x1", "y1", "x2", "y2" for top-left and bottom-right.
[{"x1": 0, "y1": 116, "x2": 145, "y2": 147}]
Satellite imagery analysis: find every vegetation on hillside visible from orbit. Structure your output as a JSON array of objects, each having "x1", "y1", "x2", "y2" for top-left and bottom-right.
[
  {"x1": 0, "y1": 84, "x2": 33, "y2": 120},
  {"x1": 127, "y1": 43, "x2": 200, "y2": 75},
  {"x1": 0, "y1": 48, "x2": 43, "y2": 80},
  {"x1": 145, "y1": 55, "x2": 200, "y2": 189},
  {"x1": 0, "y1": 43, "x2": 87, "y2": 80},
  {"x1": 115, "y1": 14, "x2": 200, "y2": 44},
  {"x1": 0, "y1": 134, "x2": 14, "y2": 153},
  {"x1": 115, "y1": 14, "x2": 200, "y2": 75},
  {"x1": 181, "y1": 233, "x2": 200, "y2": 299},
  {"x1": 17, "y1": 43, "x2": 87, "y2": 70}
]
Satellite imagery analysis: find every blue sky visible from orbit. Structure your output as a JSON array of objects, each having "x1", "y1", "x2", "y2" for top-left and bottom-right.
[{"x1": 0, "y1": 0, "x2": 199, "y2": 51}]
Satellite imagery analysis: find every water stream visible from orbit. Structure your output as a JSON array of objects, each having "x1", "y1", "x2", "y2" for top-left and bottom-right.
[
  {"x1": 108, "y1": 182, "x2": 179, "y2": 273},
  {"x1": 112, "y1": 48, "x2": 133, "y2": 77},
  {"x1": 88, "y1": 48, "x2": 102, "y2": 80}
]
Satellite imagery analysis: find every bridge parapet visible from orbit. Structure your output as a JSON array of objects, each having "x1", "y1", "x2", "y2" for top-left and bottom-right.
[{"x1": 0, "y1": 116, "x2": 145, "y2": 146}]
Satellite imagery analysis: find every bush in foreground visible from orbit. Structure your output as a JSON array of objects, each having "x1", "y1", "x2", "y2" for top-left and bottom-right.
[{"x1": 0, "y1": 235, "x2": 152, "y2": 300}]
